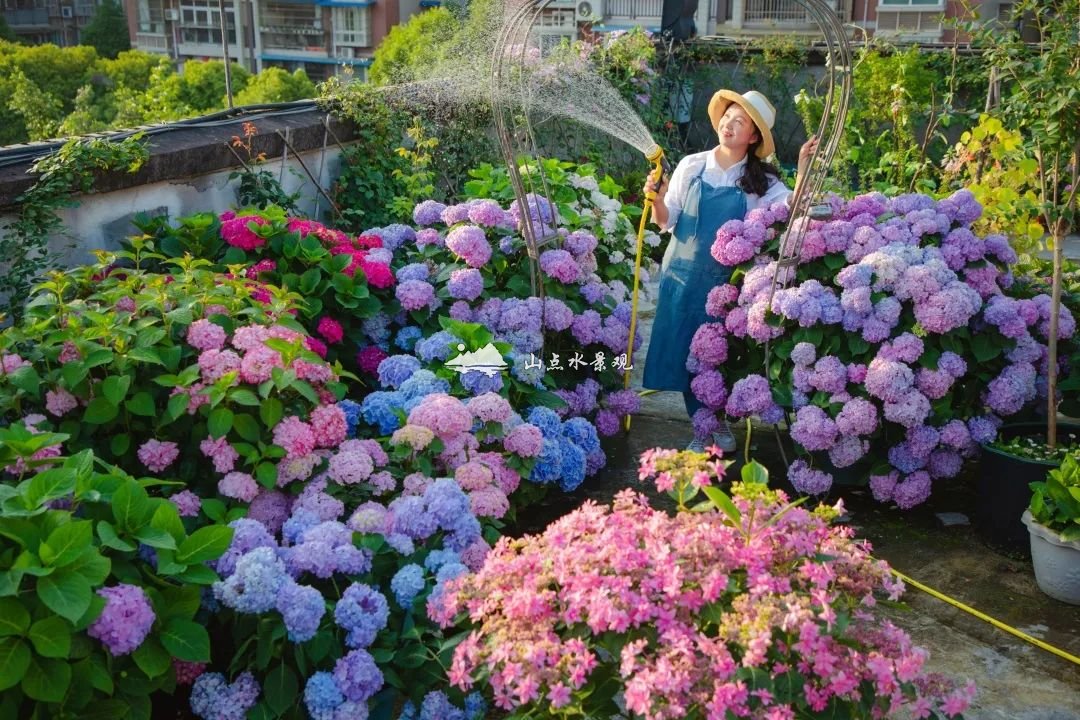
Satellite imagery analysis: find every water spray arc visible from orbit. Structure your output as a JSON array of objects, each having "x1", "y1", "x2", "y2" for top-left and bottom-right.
[{"x1": 490, "y1": 0, "x2": 850, "y2": 433}]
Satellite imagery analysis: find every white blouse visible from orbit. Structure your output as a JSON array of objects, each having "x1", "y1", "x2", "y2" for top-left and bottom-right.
[{"x1": 659, "y1": 149, "x2": 792, "y2": 232}]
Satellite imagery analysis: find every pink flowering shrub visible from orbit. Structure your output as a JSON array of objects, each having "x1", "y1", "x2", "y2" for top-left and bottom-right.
[
  {"x1": 687, "y1": 190, "x2": 1078, "y2": 505},
  {"x1": 432, "y1": 450, "x2": 976, "y2": 719},
  {"x1": 0, "y1": 258, "x2": 348, "y2": 508}
]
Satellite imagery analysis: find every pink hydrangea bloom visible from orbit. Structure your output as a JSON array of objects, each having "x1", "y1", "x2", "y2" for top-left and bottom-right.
[
  {"x1": 186, "y1": 319, "x2": 227, "y2": 351},
  {"x1": 200, "y1": 435, "x2": 239, "y2": 474},
  {"x1": 273, "y1": 416, "x2": 316, "y2": 457},
  {"x1": 218, "y1": 472, "x2": 259, "y2": 502},
  {"x1": 310, "y1": 405, "x2": 348, "y2": 448},
  {"x1": 45, "y1": 388, "x2": 79, "y2": 417},
  {"x1": 137, "y1": 439, "x2": 179, "y2": 473},
  {"x1": 221, "y1": 214, "x2": 268, "y2": 250}
]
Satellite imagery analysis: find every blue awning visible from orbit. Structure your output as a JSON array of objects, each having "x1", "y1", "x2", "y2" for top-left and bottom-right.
[
  {"x1": 419, "y1": 0, "x2": 442, "y2": 6},
  {"x1": 262, "y1": 54, "x2": 372, "y2": 66},
  {"x1": 317, "y1": 0, "x2": 375, "y2": 6}
]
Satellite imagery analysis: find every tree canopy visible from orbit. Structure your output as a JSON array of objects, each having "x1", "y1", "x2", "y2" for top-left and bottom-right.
[{"x1": 80, "y1": 0, "x2": 132, "y2": 59}]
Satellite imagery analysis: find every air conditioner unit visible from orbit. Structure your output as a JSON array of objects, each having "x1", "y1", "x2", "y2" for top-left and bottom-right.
[
  {"x1": 164, "y1": 8, "x2": 179, "y2": 20},
  {"x1": 575, "y1": 0, "x2": 602, "y2": 23},
  {"x1": 339, "y1": 46, "x2": 354, "y2": 58},
  {"x1": 61, "y1": 5, "x2": 73, "y2": 18}
]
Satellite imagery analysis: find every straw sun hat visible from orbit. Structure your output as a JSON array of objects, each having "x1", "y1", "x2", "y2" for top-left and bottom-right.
[{"x1": 707, "y1": 89, "x2": 776, "y2": 159}]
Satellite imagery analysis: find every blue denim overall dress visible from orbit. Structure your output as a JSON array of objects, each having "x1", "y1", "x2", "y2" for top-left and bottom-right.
[{"x1": 642, "y1": 169, "x2": 746, "y2": 413}]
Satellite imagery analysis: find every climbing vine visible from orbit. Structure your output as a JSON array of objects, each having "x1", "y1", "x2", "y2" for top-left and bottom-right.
[{"x1": 0, "y1": 133, "x2": 148, "y2": 322}]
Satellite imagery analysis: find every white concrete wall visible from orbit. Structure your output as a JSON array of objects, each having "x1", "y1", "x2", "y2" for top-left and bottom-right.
[{"x1": 2, "y1": 145, "x2": 349, "y2": 271}]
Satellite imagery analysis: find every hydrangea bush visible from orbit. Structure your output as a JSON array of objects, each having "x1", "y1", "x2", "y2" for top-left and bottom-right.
[
  {"x1": 432, "y1": 449, "x2": 975, "y2": 719},
  {"x1": 686, "y1": 190, "x2": 1077, "y2": 504},
  {"x1": 0, "y1": 425, "x2": 232, "y2": 719}
]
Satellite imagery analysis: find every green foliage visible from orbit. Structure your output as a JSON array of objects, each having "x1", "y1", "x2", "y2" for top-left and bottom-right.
[
  {"x1": 233, "y1": 67, "x2": 316, "y2": 105},
  {"x1": 320, "y1": 81, "x2": 409, "y2": 230},
  {"x1": 228, "y1": 122, "x2": 301, "y2": 212},
  {"x1": 368, "y1": 7, "x2": 460, "y2": 86},
  {"x1": 176, "y1": 59, "x2": 253, "y2": 111},
  {"x1": 0, "y1": 135, "x2": 148, "y2": 324},
  {"x1": 390, "y1": 119, "x2": 440, "y2": 221},
  {"x1": 939, "y1": 114, "x2": 1045, "y2": 255},
  {"x1": 80, "y1": 0, "x2": 131, "y2": 60},
  {"x1": 0, "y1": 15, "x2": 15, "y2": 43},
  {"x1": 0, "y1": 427, "x2": 232, "y2": 719},
  {"x1": 1029, "y1": 454, "x2": 1080, "y2": 541}
]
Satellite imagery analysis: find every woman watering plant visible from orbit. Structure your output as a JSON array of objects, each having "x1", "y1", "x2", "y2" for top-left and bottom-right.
[{"x1": 643, "y1": 89, "x2": 818, "y2": 453}]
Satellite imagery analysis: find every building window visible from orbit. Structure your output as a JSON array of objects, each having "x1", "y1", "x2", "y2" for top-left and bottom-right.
[
  {"x1": 137, "y1": 0, "x2": 165, "y2": 34},
  {"x1": 332, "y1": 6, "x2": 370, "y2": 49},
  {"x1": 179, "y1": 0, "x2": 237, "y2": 44}
]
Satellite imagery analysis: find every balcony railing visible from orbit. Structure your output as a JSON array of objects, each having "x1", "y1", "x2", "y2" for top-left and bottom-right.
[
  {"x1": 605, "y1": 0, "x2": 663, "y2": 19},
  {"x1": 135, "y1": 32, "x2": 170, "y2": 51},
  {"x1": 742, "y1": 0, "x2": 848, "y2": 25},
  {"x1": 4, "y1": 8, "x2": 50, "y2": 26}
]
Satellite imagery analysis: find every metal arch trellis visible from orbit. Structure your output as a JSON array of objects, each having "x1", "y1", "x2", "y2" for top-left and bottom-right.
[{"x1": 491, "y1": 0, "x2": 852, "y2": 441}]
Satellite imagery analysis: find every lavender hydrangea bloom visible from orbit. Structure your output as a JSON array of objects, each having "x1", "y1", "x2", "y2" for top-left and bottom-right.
[
  {"x1": 539, "y1": 249, "x2": 581, "y2": 283},
  {"x1": 790, "y1": 405, "x2": 839, "y2": 451},
  {"x1": 276, "y1": 581, "x2": 325, "y2": 642},
  {"x1": 214, "y1": 518, "x2": 277, "y2": 576},
  {"x1": 396, "y1": 263, "x2": 430, "y2": 283},
  {"x1": 389, "y1": 495, "x2": 438, "y2": 539},
  {"x1": 214, "y1": 547, "x2": 288, "y2": 613},
  {"x1": 446, "y1": 225, "x2": 492, "y2": 268},
  {"x1": 893, "y1": 471, "x2": 932, "y2": 509},
  {"x1": 985, "y1": 362, "x2": 1037, "y2": 416},
  {"x1": 88, "y1": 584, "x2": 155, "y2": 656},
  {"x1": 395, "y1": 280, "x2": 437, "y2": 311},
  {"x1": 191, "y1": 672, "x2": 260, "y2": 720},
  {"x1": 828, "y1": 435, "x2": 867, "y2": 469},
  {"x1": 725, "y1": 374, "x2": 776, "y2": 418}
]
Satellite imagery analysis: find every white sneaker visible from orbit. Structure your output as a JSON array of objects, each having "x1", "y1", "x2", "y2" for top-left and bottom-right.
[
  {"x1": 686, "y1": 438, "x2": 707, "y2": 453},
  {"x1": 711, "y1": 421, "x2": 738, "y2": 454}
]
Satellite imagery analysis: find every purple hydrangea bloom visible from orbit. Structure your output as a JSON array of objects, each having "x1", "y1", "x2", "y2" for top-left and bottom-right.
[
  {"x1": 396, "y1": 263, "x2": 430, "y2": 283},
  {"x1": 790, "y1": 405, "x2": 838, "y2": 451},
  {"x1": 447, "y1": 268, "x2": 484, "y2": 301},
  {"x1": 334, "y1": 649, "x2": 384, "y2": 703},
  {"x1": 893, "y1": 471, "x2": 932, "y2": 509},
  {"x1": 88, "y1": 584, "x2": 155, "y2": 656},
  {"x1": 539, "y1": 249, "x2": 581, "y2": 283},
  {"x1": 191, "y1": 672, "x2": 260, "y2": 720},
  {"x1": 869, "y1": 471, "x2": 899, "y2": 503},
  {"x1": 882, "y1": 389, "x2": 932, "y2": 428},
  {"x1": 446, "y1": 225, "x2": 492, "y2": 268},
  {"x1": 467, "y1": 199, "x2": 506, "y2": 227},
  {"x1": 828, "y1": 435, "x2": 867, "y2": 469},
  {"x1": 788, "y1": 459, "x2": 833, "y2": 495},
  {"x1": 790, "y1": 342, "x2": 816, "y2": 367},
  {"x1": 564, "y1": 230, "x2": 598, "y2": 257},
  {"x1": 725, "y1": 374, "x2": 778, "y2": 419},
  {"x1": 985, "y1": 362, "x2": 1037, "y2": 416},
  {"x1": 928, "y1": 449, "x2": 963, "y2": 479},
  {"x1": 865, "y1": 358, "x2": 915, "y2": 403},
  {"x1": 214, "y1": 518, "x2": 277, "y2": 576},
  {"x1": 335, "y1": 583, "x2": 389, "y2": 648},
  {"x1": 835, "y1": 397, "x2": 878, "y2": 436},
  {"x1": 413, "y1": 200, "x2": 447, "y2": 226}
]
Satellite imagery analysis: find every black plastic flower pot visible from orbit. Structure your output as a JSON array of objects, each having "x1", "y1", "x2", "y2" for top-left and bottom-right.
[{"x1": 976, "y1": 422, "x2": 1080, "y2": 555}]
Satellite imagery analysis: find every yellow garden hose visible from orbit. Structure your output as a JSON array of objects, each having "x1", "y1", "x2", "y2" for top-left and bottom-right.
[
  {"x1": 890, "y1": 568, "x2": 1080, "y2": 667},
  {"x1": 624, "y1": 145, "x2": 666, "y2": 431}
]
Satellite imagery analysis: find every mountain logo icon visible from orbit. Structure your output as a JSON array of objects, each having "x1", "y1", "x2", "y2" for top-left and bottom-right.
[{"x1": 445, "y1": 343, "x2": 508, "y2": 378}]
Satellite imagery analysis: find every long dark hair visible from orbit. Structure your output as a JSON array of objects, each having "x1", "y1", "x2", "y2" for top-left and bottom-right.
[{"x1": 737, "y1": 136, "x2": 781, "y2": 197}]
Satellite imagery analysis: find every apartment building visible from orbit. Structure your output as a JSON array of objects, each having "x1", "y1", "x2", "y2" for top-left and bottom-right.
[
  {"x1": 122, "y1": 0, "x2": 427, "y2": 81},
  {"x1": 572, "y1": 0, "x2": 1015, "y2": 44},
  {"x1": 2, "y1": 0, "x2": 103, "y2": 46}
]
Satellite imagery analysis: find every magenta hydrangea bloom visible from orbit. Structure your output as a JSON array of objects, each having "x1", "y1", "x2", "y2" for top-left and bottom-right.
[
  {"x1": 187, "y1": 319, "x2": 227, "y2": 352},
  {"x1": 88, "y1": 584, "x2": 155, "y2": 655}
]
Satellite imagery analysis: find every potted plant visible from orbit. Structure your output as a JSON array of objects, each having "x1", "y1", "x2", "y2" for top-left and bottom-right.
[
  {"x1": 965, "y1": 0, "x2": 1080, "y2": 552},
  {"x1": 1023, "y1": 453, "x2": 1080, "y2": 604}
]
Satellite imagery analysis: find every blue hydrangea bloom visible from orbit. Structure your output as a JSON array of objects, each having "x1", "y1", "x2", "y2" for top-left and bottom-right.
[
  {"x1": 415, "y1": 331, "x2": 457, "y2": 362},
  {"x1": 361, "y1": 313, "x2": 391, "y2": 345},
  {"x1": 422, "y1": 549, "x2": 460, "y2": 573},
  {"x1": 389, "y1": 496, "x2": 438, "y2": 539},
  {"x1": 304, "y1": 672, "x2": 344, "y2": 720},
  {"x1": 399, "y1": 369, "x2": 451, "y2": 402},
  {"x1": 530, "y1": 438, "x2": 563, "y2": 484},
  {"x1": 510, "y1": 352, "x2": 544, "y2": 388},
  {"x1": 276, "y1": 581, "x2": 325, "y2": 642},
  {"x1": 420, "y1": 691, "x2": 466, "y2": 720},
  {"x1": 338, "y1": 399, "x2": 362, "y2": 437},
  {"x1": 385, "y1": 532, "x2": 416, "y2": 555},
  {"x1": 395, "y1": 326, "x2": 424, "y2": 351},
  {"x1": 424, "y1": 478, "x2": 472, "y2": 529},
  {"x1": 561, "y1": 417, "x2": 601, "y2": 454},
  {"x1": 390, "y1": 564, "x2": 426, "y2": 608},
  {"x1": 378, "y1": 223, "x2": 416, "y2": 253},
  {"x1": 396, "y1": 262, "x2": 430, "y2": 283},
  {"x1": 460, "y1": 369, "x2": 503, "y2": 396},
  {"x1": 213, "y1": 547, "x2": 288, "y2": 613},
  {"x1": 360, "y1": 391, "x2": 404, "y2": 434},
  {"x1": 398, "y1": 701, "x2": 418, "y2": 720},
  {"x1": 559, "y1": 441, "x2": 587, "y2": 492},
  {"x1": 334, "y1": 583, "x2": 389, "y2": 648},
  {"x1": 526, "y1": 406, "x2": 563, "y2": 439},
  {"x1": 282, "y1": 509, "x2": 322, "y2": 546},
  {"x1": 445, "y1": 514, "x2": 482, "y2": 552},
  {"x1": 435, "y1": 562, "x2": 469, "y2": 584},
  {"x1": 464, "y1": 692, "x2": 487, "y2": 720},
  {"x1": 377, "y1": 355, "x2": 421, "y2": 389}
]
